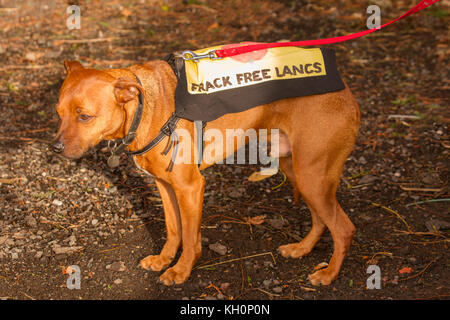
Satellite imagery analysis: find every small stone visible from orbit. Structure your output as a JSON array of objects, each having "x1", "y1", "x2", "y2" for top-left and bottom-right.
[
  {"x1": 25, "y1": 51, "x2": 44, "y2": 62},
  {"x1": 34, "y1": 251, "x2": 43, "y2": 259},
  {"x1": 55, "y1": 254, "x2": 67, "y2": 261},
  {"x1": 209, "y1": 242, "x2": 227, "y2": 256},
  {"x1": 11, "y1": 252, "x2": 18, "y2": 259},
  {"x1": 273, "y1": 286, "x2": 283, "y2": 293},
  {"x1": 24, "y1": 215, "x2": 37, "y2": 227},
  {"x1": 408, "y1": 257, "x2": 417, "y2": 263},
  {"x1": 358, "y1": 156, "x2": 368, "y2": 164},
  {"x1": 109, "y1": 186, "x2": 118, "y2": 194},
  {"x1": 44, "y1": 50, "x2": 61, "y2": 59},
  {"x1": 113, "y1": 279, "x2": 123, "y2": 285},
  {"x1": 91, "y1": 219, "x2": 98, "y2": 226},
  {"x1": 358, "y1": 175, "x2": 378, "y2": 184},
  {"x1": 425, "y1": 219, "x2": 450, "y2": 232},
  {"x1": 267, "y1": 218, "x2": 284, "y2": 229},
  {"x1": 52, "y1": 199, "x2": 63, "y2": 206},
  {"x1": 0, "y1": 236, "x2": 8, "y2": 245},
  {"x1": 220, "y1": 282, "x2": 230, "y2": 291},
  {"x1": 68, "y1": 235, "x2": 76, "y2": 246},
  {"x1": 228, "y1": 189, "x2": 241, "y2": 199},
  {"x1": 263, "y1": 280, "x2": 272, "y2": 288},
  {"x1": 53, "y1": 246, "x2": 83, "y2": 255},
  {"x1": 106, "y1": 261, "x2": 127, "y2": 272}
]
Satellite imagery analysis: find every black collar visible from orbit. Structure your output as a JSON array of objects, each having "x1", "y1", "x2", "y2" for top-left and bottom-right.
[
  {"x1": 107, "y1": 74, "x2": 179, "y2": 168},
  {"x1": 111, "y1": 74, "x2": 144, "y2": 154}
]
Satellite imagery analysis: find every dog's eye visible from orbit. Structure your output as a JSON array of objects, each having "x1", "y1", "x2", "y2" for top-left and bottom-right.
[{"x1": 78, "y1": 114, "x2": 93, "y2": 122}]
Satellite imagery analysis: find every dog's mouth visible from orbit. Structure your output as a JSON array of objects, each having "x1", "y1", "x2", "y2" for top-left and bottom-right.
[
  {"x1": 62, "y1": 137, "x2": 110, "y2": 160},
  {"x1": 50, "y1": 137, "x2": 89, "y2": 160}
]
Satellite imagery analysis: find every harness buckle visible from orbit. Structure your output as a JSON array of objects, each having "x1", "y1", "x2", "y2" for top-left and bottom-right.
[{"x1": 181, "y1": 50, "x2": 222, "y2": 62}]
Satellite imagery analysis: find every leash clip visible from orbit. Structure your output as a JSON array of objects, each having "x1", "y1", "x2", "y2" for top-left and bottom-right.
[{"x1": 181, "y1": 50, "x2": 222, "y2": 62}]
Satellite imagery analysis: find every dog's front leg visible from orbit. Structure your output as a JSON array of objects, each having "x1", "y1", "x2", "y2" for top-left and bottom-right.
[
  {"x1": 158, "y1": 171, "x2": 205, "y2": 285},
  {"x1": 140, "y1": 178, "x2": 181, "y2": 272}
]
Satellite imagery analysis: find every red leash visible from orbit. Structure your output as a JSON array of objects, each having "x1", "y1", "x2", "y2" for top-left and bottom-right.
[{"x1": 215, "y1": 0, "x2": 440, "y2": 59}]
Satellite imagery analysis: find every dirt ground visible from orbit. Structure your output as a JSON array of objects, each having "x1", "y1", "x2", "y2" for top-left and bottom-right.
[{"x1": 0, "y1": 0, "x2": 448, "y2": 300}]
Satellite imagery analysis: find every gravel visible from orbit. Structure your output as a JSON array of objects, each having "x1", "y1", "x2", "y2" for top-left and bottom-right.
[{"x1": 0, "y1": 139, "x2": 158, "y2": 278}]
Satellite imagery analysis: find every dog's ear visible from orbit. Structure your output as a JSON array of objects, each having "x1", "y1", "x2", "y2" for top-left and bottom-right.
[
  {"x1": 114, "y1": 78, "x2": 144, "y2": 104},
  {"x1": 64, "y1": 60, "x2": 83, "y2": 74}
]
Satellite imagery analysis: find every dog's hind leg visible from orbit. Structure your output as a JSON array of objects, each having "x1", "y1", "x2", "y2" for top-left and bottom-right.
[
  {"x1": 277, "y1": 93, "x2": 358, "y2": 285},
  {"x1": 278, "y1": 156, "x2": 327, "y2": 259},
  {"x1": 140, "y1": 178, "x2": 182, "y2": 272},
  {"x1": 289, "y1": 138, "x2": 355, "y2": 286}
]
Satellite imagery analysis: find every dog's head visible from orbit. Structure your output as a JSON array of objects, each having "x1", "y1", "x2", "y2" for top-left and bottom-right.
[{"x1": 52, "y1": 61, "x2": 143, "y2": 159}]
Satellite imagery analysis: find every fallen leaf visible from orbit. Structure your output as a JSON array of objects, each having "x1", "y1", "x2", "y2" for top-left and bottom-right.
[
  {"x1": 53, "y1": 246, "x2": 83, "y2": 255},
  {"x1": 0, "y1": 178, "x2": 22, "y2": 185},
  {"x1": 299, "y1": 285, "x2": 316, "y2": 292},
  {"x1": 120, "y1": 8, "x2": 132, "y2": 17},
  {"x1": 268, "y1": 218, "x2": 286, "y2": 229},
  {"x1": 62, "y1": 265, "x2": 77, "y2": 275},
  {"x1": 248, "y1": 171, "x2": 276, "y2": 182},
  {"x1": 399, "y1": 267, "x2": 413, "y2": 274},
  {"x1": 25, "y1": 51, "x2": 45, "y2": 62},
  {"x1": 246, "y1": 215, "x2": 266, "y2": 225},
  {"x1": 207, "y1": 22, "x2": 219, "y2": 30},
  {"x1": 106, "y1": 261, "x2": 127, "y2": 272}
]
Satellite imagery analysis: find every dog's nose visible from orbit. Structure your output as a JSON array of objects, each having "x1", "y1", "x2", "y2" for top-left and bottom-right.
[{"x1": 51, "y1": 141, "x2": 65, "y2": 154}]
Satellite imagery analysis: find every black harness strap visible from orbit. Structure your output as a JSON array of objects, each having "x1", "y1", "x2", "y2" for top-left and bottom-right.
[
  {"x1": 127, "y1": 113, "x2": 180, "y2": 157},
  {"x1": 194, "y1": 120, "x2": 206, "y2": 166},
  {"x1": 166, "y1": 53, "x2": 207, "y2": 167}
]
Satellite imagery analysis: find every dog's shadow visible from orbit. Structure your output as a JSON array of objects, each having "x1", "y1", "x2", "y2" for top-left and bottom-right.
[{"x1": 80, "y1": 149, "x2": 167, "y2": 255}]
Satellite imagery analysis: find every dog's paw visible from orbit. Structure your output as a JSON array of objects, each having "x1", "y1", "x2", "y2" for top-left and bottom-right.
[
  {"x1": 278, "y1": 242, "x2": 311, "y2": 258},
  {"x1": 158, "y1": 267, "x2": 190, "y2": 286},
  {"x1": 308, "y1": 267, "x2": 337, "y2": 286},
  {"x1": 140, "y1": 254, "x2": 172, "y2": 272}
]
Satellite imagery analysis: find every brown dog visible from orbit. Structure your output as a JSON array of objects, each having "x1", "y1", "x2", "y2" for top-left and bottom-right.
[{"x1": 53, "y1": 59, "x2": 360, "y2": 286}]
